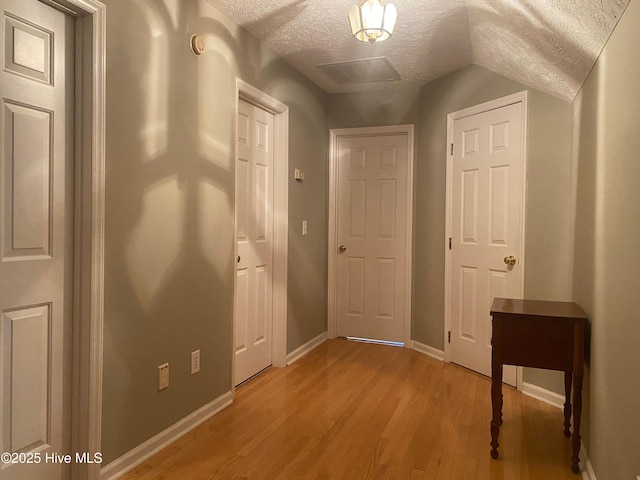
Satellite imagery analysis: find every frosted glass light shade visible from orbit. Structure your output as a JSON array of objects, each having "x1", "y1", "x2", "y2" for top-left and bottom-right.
[{"x1": 349, "y1": 0, "x2": 397, "y2": 44}]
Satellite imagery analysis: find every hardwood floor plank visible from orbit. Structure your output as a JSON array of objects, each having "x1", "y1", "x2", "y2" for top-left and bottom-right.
[{"x1": 121, "y1": 339, "x2": 580, "y2": 480}]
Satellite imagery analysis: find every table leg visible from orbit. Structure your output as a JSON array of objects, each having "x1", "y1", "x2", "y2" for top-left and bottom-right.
[
  {"x1": 490, "y1": 362, "x2": 503, "y2": 459},
  {"x1": 563, "y1": 371, "x2": 572, "y2": 437},
  {"x1": 571, "y1": 375, "x2": 583, "y2": 474}
]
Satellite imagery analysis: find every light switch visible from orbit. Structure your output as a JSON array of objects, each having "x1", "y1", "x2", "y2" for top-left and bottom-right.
[
  {"x1": 302, "y1": 220, "x2": 308, "y2": 235},
  {"x1": 191, "y1": 350, "x2": 200, "y2": 375},
  {"x1": 158, "y1": 363, "x2": 169, "y2": 390}
]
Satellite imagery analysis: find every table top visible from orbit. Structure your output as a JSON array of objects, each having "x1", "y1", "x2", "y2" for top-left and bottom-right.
[{"x1": 490, "y1": 298, "x2": 587, "y2": 321}]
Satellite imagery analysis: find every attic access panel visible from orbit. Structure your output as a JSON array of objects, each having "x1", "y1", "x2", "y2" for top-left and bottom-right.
[{"x1": 317, "y1": 57, "x2": 401, "y2": 84}]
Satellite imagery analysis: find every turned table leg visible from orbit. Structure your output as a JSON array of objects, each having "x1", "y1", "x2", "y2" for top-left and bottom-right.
[
  {"x1": 571, "y1": 375, "x2": 583, "y2": 474},
  {"x1": 490, "y1": 361, "x2": 503, "y2": 459},
  {"x1": 563, "y1": 371, "x2": 572, "y2": 437}
]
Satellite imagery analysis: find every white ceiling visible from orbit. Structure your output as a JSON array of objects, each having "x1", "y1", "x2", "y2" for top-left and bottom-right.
[{"x1": 207, "y1": 0, "x2": 629, "y2": 102}]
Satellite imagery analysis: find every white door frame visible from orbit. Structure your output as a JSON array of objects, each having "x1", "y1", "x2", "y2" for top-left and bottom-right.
[
  {"x1": 63, "y1": 1, "x2": 106, "y2": 479},
  {"x1": 327, "y1": 125, "x2": 414, "y2": 346},
  {"x1": 35, "y1": 1, "x2": 106, "y2": 479},
  {"x1": 233, "y1": 79, "x2": 289, "y2": 393},
  {"x1": 444, "y1": 91, "x2": 527, "y2": 390}
]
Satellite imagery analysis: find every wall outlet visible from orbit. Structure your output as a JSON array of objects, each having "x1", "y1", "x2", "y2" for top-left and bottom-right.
[
  {"x1": 191, "y1": 350, "x2": 200, "y2": 375},
  {"x1": 157, "y1": 363, "x2": 169, "y2": 390}
]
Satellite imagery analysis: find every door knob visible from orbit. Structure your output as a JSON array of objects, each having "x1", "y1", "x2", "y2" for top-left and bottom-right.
[
  {"x1": 237, "y1": 255, "x2": 241, "y2": 263},
  {"x1": 338, "y1": 245, "x2": 347, "y2": 253},
  {"x1": 504, "y1": 256, "x2": 516, "y2": 266}
]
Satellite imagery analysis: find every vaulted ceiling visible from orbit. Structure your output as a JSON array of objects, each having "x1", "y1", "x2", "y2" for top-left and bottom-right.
[{"x1": 208, "y1": 0, "x2": 629, "y2": 102}]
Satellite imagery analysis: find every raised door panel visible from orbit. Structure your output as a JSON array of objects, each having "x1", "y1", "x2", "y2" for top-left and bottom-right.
[
  {"x1": 376, "y1": 258, "x2": 395, "y2": 318},
  {"x1": 255, "y1": 163, "x2": 267, "y2": 242},
  {"x1": 347, "y1": 257, "x2": 365, "y2": 316},
  {"x1": 462, "y1": 128, "x2": 479, "y2": 157},
  {"x1": 236, "y1": 159, "x2": 249, "y2": 243},
  {"x1": 459, "y1": 266, "x2": 478, "y2": 341},
  {"x1": 1, "y1": 306, "x2": 50, "y2": 453},
  {"x1": 234, "y1": 268, "x2": 248, "y2": 355},
  {"x1": 461, "y1": 169, "x2": 479, "y2": 245},
  {"x1": 379, "y1": 145, "x2": 396, "y2": 168},
  {"x1": 348, "y1": 147, "x2": 366, "y2": 169},
  {"x1": 490, "y1": 121, "x2": 510, "y2": 153},
  {"x1": 348, "y1": 180, "x2": 366, "y2": 239},
  {"x1": 489, "y1": 165, "x2": 509, "y2": 246},
  {"x1": 253, "y1": 265, "x2": 267, "y2": 346},
  {"x1": 2, "y1": 102, "x2": 52, "y2": 259},
  {"x1": 255, "y1": 120, "x2": 269, "y2": 156},
  {"x1": 378, "y1": 180, "x2": 396, "y2": 239},
  {"x1": 3, "y1": 14, "x2": 51, "y2": 84}
]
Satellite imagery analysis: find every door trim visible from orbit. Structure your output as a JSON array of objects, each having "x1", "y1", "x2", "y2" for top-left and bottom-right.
[
  {"x1": 233, "y1": 79, "x2": 289, "y2": 392},
  {"x1": 65, "y1": 2, "x2": 106, "y2": 479},
  {"x1": 327, "y1": 125, "x2": 414, "y2": 346},
  {"x1": 443, "y1": 91, "x2": 527, "y2": 390}
]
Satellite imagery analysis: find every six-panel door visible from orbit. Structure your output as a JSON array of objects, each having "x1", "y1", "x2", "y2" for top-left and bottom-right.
[
  {"x1": 0, "y1": 1, "x2": 74, "y2": 479},
  {"x1": 335, "y1": 134, "x2": 409, "y2": 343},
  {"x1": 449, "y1": 102, "x2": 524, "y2": 386}
]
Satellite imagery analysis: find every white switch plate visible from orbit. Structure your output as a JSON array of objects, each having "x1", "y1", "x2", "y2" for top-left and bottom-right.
[
  {"x1": 158, "y1": 363, "x2": 169, "y2": 390},
  {"x1": 302, "y1": 220, "x2": 308, "y2": 235},
  {"x1": 191, "y1": 350, "x2": 200, "y2": 375},
  {"x1": 294, "y1": 168, "x2": 305, "y2": 181}
]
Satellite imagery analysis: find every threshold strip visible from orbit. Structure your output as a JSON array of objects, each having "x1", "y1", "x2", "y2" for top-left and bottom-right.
[{"x1": 346, "y1": 336, "x2": 404, "y2": 347}]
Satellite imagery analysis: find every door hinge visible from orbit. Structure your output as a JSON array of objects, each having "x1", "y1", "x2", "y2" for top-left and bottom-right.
[
  {"x1": 450, "y1": 143, "x2": 454, "y2": 155},
  {"x1": 448, "y1": 331, "x2": 451, "y2": 343},
  {"x1": 449, "y1": 238, "x2": 452, "y2": 250}
]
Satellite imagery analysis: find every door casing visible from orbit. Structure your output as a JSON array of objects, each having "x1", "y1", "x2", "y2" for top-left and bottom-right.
[
  {"x1": 328, "y1": 125, "x2": 414, "y2": 346},
  {"x1": 232, "y1": 79, "x2": 289, "y2": 395},
  {"x1": 444, "y1": 91, "x2": 528, "y2": 391}
]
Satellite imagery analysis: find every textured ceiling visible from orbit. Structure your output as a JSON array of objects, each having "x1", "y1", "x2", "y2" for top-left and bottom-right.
[{"x1": 207, "y1": 0, "x2": 629, "y2": 101}]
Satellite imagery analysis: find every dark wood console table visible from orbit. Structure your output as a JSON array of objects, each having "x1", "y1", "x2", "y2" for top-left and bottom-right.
[{"x1": 489, "y1": 298, "x2": 587, "y2": 474}]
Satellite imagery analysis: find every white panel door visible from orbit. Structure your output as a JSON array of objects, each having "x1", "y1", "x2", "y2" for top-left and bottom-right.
[
  {"x1": 0, "y1": 1, "x2": 74, "y2": 479},
  {"x1": 335, "y1": 134, "x2": 409, "y2": 343},
  {"x1": 450, "y1": 102, "x2": 524, "y2": 386},
  {"x1": 235, "y1": 99, "x2": 274, "y2": 385}
]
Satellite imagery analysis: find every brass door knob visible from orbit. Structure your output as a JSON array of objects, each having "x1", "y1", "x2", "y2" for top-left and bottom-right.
[
  {"x1": 504, "y1": 256, "x2": 516, "y2": 266},
  {"x1": 338, "y1": 245, "x2": 347, "y2": 253}
]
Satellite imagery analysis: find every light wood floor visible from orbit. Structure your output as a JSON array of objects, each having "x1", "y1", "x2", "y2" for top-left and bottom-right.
[{"x1": 122, "y1": 339, "x2": 581, "y2": 480}]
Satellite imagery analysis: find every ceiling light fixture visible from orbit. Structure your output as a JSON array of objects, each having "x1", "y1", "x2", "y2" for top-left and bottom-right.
[{"x1": 348, "y1": 0, "x2": 397, "y2": 44}]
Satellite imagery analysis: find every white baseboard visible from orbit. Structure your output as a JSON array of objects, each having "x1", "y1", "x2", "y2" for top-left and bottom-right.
[
  {"x1": 581, "y1": 442, "x2": 596, "y2": 480},
  {"x1": 286, "y1": 331, "x2": 327, "y2": 365},
  {"x1": 99, "y1": 391, "x2": 233, "y2": 480},
  {"x1": 521, "y1": 381, "x2": 565, "y2": 409},
  {"x1": 411, "y1": 340, "x2": 445, "y2": 361}
]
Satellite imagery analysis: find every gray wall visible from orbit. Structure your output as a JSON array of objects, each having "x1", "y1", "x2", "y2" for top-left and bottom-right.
[
  {"x1": 328, "y1": 86, "x2": 419, "y2": 129},
  {"x1": 572, "y1": 0, "x2": 640, "y2": 477},
  {"x1": 102, "y1": 0, "x2": 328, "y2": 463},
  {"x1": 414, "y1": 65, "x2": 574, "y2": 393}
]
